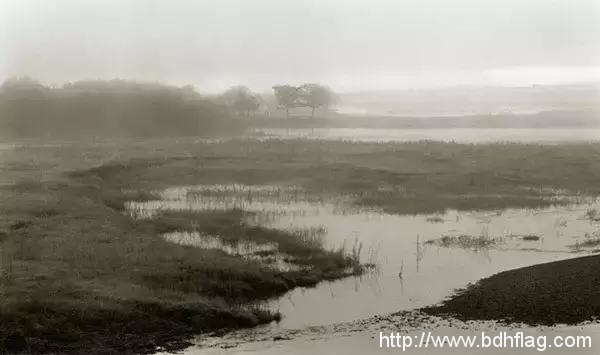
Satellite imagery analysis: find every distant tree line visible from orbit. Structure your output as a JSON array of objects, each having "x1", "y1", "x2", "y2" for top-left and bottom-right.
[
  {"x1": 0, "y1": 77, "x2": 243, "y2": 138},
  {"x1": 217, "y1": 86, "x2": 262, "y2": 118},
  {"x1": 0, "y1": 77, "x2": 338, "y2": 138},
  {"x1": 216, "y1": 83, "x2": 337, "y2": 119}
]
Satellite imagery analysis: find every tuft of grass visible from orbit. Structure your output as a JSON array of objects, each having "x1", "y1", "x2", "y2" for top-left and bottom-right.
[
  {"x1": 425, "y1": 234, "x2": 499, "y2": 249},
  {"x1": 521, "y1": 235, "x2": 541, "y2": 241},
  {"x1": 585, "y1": 208, "x2": 600, "y2": 221},
  {"x1": 350, "y1": 237, "x2": 363, "y2": 272},
  {"x1": 426, "y1": 216, "x2": 444, "y2": 223},
  {"x1": 571, "y1": 232, "x2": 600, "y2": 250},
  {"x1": 9, "y1": 220, "x2": 32, "y2": 230}
]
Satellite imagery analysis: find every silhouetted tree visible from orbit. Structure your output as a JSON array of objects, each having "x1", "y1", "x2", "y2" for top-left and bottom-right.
[
  {"x1": 298, "y1": 83, "x2": 335, "y2": 118},
  {"x1": 272, "y1": 85, "x2": 300, "y2": 119}
]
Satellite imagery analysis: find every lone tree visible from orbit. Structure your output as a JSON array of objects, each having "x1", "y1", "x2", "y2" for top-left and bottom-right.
[
  {"x1": 272, "y1": 85, "x2": 299, "y2": 119},
  {"x1": 298, "y1": 83, "x2": 335, "y2": 118},
  {"x1": 221, "y1": 86, "x2": 261, "y2": 117}
]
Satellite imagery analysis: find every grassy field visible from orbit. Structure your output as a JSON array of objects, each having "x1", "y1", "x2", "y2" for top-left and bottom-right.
[
  {"x1": 1, "y1": 138, "x2": 600, "y2": 353},
  {"x1": 71, "y1": 139, "x2": 600, "y2": 214}
]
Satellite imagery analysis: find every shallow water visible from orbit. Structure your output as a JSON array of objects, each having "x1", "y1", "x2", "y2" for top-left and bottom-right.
[
  {"x1": 255, "y1": 128, "x2": 600, "y2": 143},
  {"x1": 250, "y1": 203, "x2": 599, "y2": 329},
  {"x1": 127, "y1": 185, "x2": 600, "y2": 354}
]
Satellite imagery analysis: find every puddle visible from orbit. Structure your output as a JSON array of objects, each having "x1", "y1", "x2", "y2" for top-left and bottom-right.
[{"x1": 126, "y1": 185, "x2": 600, "y2": 352}]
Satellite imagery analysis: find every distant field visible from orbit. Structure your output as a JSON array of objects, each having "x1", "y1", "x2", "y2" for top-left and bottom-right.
[
  {"x1": 253, "y1": 109, "x2": 600, "y2": 129},
  {"x1": 1, "y1": 138, "x2": 600, "y2": 353}
]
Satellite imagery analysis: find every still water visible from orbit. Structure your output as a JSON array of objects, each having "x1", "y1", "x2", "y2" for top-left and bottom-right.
[{"x1": 128, "y1": 184, "x2": 600, "y2": 354}]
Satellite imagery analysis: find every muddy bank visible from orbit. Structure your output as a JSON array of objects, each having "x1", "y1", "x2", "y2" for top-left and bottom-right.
[{"x1": 423, "y1": 254, "x2": 600, "y2": 325}]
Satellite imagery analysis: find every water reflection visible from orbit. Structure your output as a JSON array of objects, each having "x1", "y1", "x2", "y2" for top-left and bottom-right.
[{"x1": 126, "y1": 184, "x2": 600, "y2": 329}]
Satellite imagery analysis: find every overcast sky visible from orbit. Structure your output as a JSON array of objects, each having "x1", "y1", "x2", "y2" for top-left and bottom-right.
[{"x1": 1, "y1": 0, "x2": 599, "y2": 92}]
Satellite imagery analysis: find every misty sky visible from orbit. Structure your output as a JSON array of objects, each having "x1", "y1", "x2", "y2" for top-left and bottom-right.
[{"x1": 1, "y1": 0, "x2": 599, "y2": 92}]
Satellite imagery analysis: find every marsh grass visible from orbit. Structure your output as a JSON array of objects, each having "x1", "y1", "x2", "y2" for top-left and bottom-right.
[
  {"x1": 426, "y1": 234, "x2": 501, "y2": 249},
  {"x1": 289, "y1": 225, "x2": 327, "y2": 250},
  {"x1": 103, "y1": 189, "x2": 162, "y2": 211},
  {"x1": 350, "y1": 237, "x2": 364, "y2": 272},
  {"x1": 521, "y1": 235, "x2": 541, "y2": 241},
  {"x1": 425, "y1": 216, "x2": 444, "y2": 223},
  {"x1": 71, "y1": 140, "x2": 600, "y2": 215},
  {"x1": 0, "y1": 183, "x2": 355, "y2": 353},
  {"x1": 3, "y1": 139, "x2": 600, "y2": 353},
  {"x1": 150, "y1": 210, "x2": 341, "y2": 263},
  {"x1": 572, "y1": 232, "x2": 600, "y2": 250},
  {"x1": 585, "y1": 208, "x2": 600, "y2": 221}
]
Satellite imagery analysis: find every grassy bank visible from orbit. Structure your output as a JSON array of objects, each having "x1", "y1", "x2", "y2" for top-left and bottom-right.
[
  {"x1": 423, "y1": 254, "x2": 600, "y2": 325},
  {"x1": 1, "y1": 139, "x2": 600, "y2": 353},
  {"x1": 73, "y1": 139, "x2": 600, "y2": 214},
  {"x1": 0, "y1": 180, "x2": 357, "y2": 354}
]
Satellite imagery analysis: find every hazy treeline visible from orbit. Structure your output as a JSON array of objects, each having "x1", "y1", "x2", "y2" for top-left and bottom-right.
[
  {"x1": 0, "y1": 77, "x2": 245, "y2": 138},
  {"x1": 216, "y1": 83, "x2": 337, "y2": 119},
  {"x1": 0, "y1": 78, "x2": 339, "y2": 138}
]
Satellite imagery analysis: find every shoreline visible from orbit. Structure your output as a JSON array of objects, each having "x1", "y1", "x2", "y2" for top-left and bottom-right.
[{"x1": 423, "y1": 254, "x2": 600, "y2": 325}]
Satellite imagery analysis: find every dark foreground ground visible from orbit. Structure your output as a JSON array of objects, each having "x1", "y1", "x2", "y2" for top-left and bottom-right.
[
  {"x1": 423, "y1": 254, "x2": 600, "y2": 325},
  {"x1": 1, "y1": 139, "x2": 600, "y2": 353}
]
